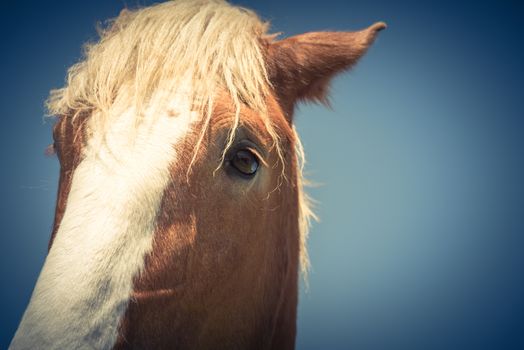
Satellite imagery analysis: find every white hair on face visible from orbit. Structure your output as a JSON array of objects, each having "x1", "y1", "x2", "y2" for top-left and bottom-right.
[
  {"x1": 10, "y1": 89, "x2": 196, "y2": 349},
  {"x1": 46, "y1": 0, "x2": 313, "y2": 274}
]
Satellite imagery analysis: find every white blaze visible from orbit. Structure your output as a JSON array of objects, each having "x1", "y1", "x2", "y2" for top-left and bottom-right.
[{"x1": 10, "y1": 94, "x2": 195, "y2": 349}]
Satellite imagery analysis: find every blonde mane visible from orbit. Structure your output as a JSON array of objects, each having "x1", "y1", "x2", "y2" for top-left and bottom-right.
[{"x1": 46, "y1": 0, "x2": 314, "y2": 276}]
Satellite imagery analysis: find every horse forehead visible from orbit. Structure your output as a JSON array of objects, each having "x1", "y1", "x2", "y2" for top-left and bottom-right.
[
  {"x1": 87, "y1": 84, "x2": 197, "y2": 139},
  {"x1": 209, "y1": 93, "x2": 285, "y2": 139}
]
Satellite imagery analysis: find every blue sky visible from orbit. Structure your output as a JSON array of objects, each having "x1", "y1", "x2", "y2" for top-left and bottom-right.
[{"x1": 1, "y1": 1, "x2": 523, "y2": 349}]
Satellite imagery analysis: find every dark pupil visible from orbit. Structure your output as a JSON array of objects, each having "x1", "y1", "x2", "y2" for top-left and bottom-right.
[{"x1": 233, "y1": 150, "x2": 258, "y2": 175}]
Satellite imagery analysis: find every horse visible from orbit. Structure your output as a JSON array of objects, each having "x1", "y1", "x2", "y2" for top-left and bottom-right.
[{"x1": 10, "y1": 1, "x2": 384, "y2": 349}]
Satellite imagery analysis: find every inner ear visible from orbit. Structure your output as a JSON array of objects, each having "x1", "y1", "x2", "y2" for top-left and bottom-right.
[{"x1": 266, "y1": 22, "x2": 386, "y2": 121}]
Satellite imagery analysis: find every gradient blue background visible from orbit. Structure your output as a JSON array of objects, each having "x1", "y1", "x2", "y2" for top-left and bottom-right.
[{"x1": 1, "y1": 1, "x2": 523, "y2": 349}]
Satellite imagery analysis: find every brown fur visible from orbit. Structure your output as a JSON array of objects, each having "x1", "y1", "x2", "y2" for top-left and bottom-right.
[
  {"x1": 114, "y1": 94, "x2": 298, "y2": 349},
  {"x1": 48, "y1": 114, "x2": 88, "y2": 249},
  {"x1": 49, "y1": 22, "x2": 384, "y2": 350},
  {"x1": 267, "y1": 22, "x2": 386, "y2": 119}
]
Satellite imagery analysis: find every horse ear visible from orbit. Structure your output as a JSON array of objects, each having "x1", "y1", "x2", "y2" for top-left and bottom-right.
[{"x1": 266, "y1": 22, "x2": 386, "y2": 120}]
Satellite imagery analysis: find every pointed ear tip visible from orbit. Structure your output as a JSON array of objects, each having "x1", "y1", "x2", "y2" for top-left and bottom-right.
[{"x1": 370, "y1": 21, "x2": 387, "y2": 33}]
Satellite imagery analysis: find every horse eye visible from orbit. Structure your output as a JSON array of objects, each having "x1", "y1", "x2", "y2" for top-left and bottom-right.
[{"x1": 231, "y1": 149, "x2": 259, "y2": 176}]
